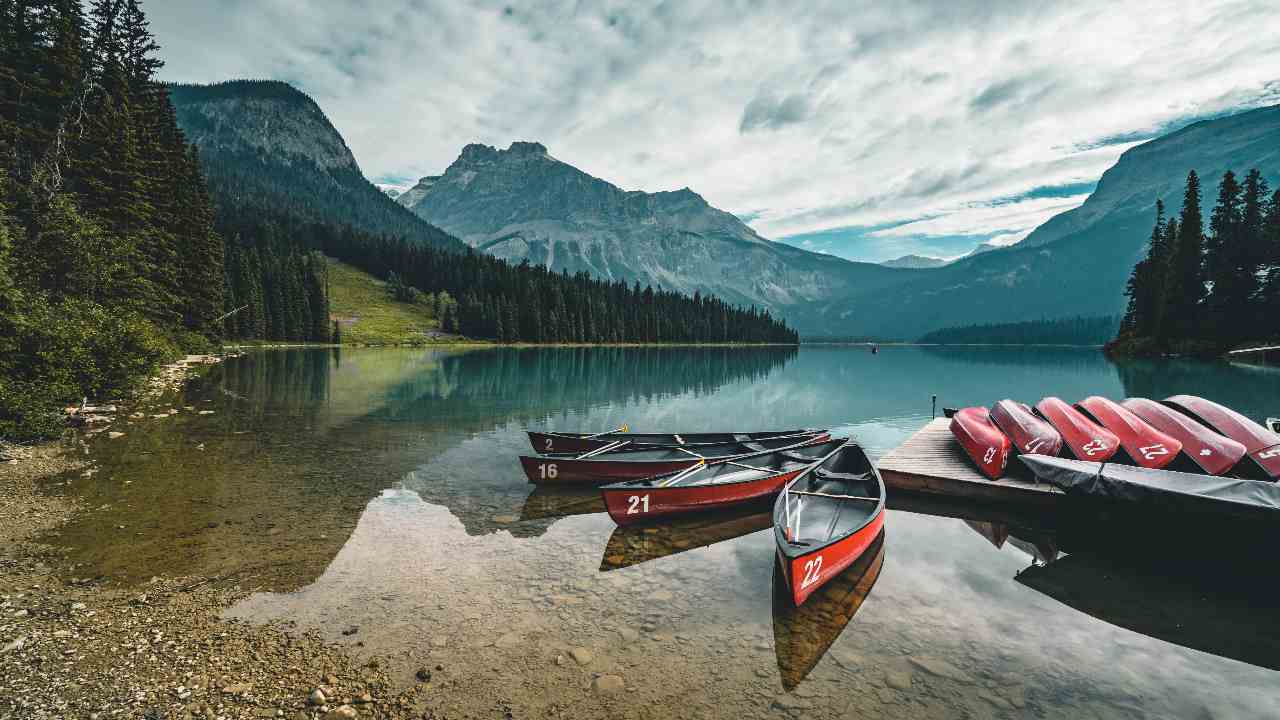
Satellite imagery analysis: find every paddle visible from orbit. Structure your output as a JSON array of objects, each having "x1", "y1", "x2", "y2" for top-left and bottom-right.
[
  {"x1": 786, "y1": 490, "x2": 879, "y2": 503},
  {"x1": 658, "y1": 458, "x2": 707, "y2": 487},
  {"x1": 575, "y1": 440, "x2": 631, "y2": 459},
  {"x1": 584, "y1": 425, "x2": 629, "y2": 440}
]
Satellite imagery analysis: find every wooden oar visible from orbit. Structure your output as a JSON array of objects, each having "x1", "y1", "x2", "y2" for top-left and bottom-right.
[
  {"x1": 724, "y1": 460, "x2": 775, "y2": 474},
  {"x1": 786, "y1": 490, "x2": 879, "y2": 503},
  {"x1": 658, "y1": 459, "x2": 707, "y2": 487},
  {"x1": 575, "y1": 440, "x2": 631, "y2": 459},
  {"x1": 584, "y1": 425, "x2": 629, "y2": 440}
]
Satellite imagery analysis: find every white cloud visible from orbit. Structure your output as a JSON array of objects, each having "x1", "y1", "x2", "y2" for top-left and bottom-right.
[{"x1": 148, "y1": 0, "x2": 1280, "y2": 262}]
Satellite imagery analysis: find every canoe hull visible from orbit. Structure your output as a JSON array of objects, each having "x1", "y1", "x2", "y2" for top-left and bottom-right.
[
  {"x1": 1035, "y1": 397, "x2": 1120, "y2": 463},
  {"x1": 949, "y1": 407, "x2": 1011, "y2": 479},
  {"x1": 780, "y1": 509, "x2": 885, "y2": 607},
  {"x1": 602, "y1": 467, "x2": 806, "y2": 526},
  {"x1": 527, "y1": 429, "x2": 824, "y2": 455},
  {"x1": 990, "y1": 399, "x2": 1063, "y2": 457},
  {"x1": 1164, "y1": 395, "x2": 1280, "y2": 480},
  {"x1": 1076, "y1": 396, "x2": 1181, "y2": 470},
  {"x1": 519, "y1": 455, "x2": 699, "y2": 485},
  {"x1": 1122, "y1": 398, "x2": 1246, "y2": 475}
]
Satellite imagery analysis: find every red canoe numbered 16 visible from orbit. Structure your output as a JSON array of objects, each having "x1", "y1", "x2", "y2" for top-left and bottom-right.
[
  {"x1": 989, "y1": 399, "x2": 1063, "y2": 458},
  {"x1": 1163, "y1": 395, "x2": 1280, "y2": 480},
  {"x1": 1121, "y1": 398, "x2": 1246, "y2": 476},
  {"x1": 519, "y1": 433, "x2": 830, "y2": 485},
  {"x1": 773, "y1": 440, "x2": 886, "y2": 607},
  {"x1": 949, "y1": 407, "x2": 1012, "y2": 479},
  {"x1": 1075, "y1": 396, "x2": 1181, "y2": 470},
  {"x1": 1034, "y1": 397, "x2": 1120, "y2": 463},
  {"x1": 600, "y1": 438, "x2": 846, "y2": 526}
]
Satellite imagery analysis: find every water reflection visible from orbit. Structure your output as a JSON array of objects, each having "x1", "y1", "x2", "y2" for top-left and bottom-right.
[
  {"x1": 772, "y1": 530, "x2": 885, "y2": 690},
  {"x1": 43, "y1": 346, "x2": 1280, "y2": 718},
  {"x1": 599, "y1": 505, "x2": 773, "y2": 571},
  {"x1": 1017, "y1": 551, "x2": 1280, "y2": 672}
]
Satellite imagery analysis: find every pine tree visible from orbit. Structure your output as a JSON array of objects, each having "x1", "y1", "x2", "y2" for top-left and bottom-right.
[
  {"x1": 1161, "y1": 170, "x2": 1205, "y2": 343},
  {"x1": 1205, "y1": 169, "x2": 1248, "y2": 339}
]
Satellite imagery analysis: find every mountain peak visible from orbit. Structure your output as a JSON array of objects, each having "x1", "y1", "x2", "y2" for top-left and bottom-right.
[{"x1": 454, "y1": 141, "x2": 550, "y2": 167}]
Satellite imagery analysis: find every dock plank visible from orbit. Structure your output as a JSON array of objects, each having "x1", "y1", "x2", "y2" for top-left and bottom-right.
[{"x1": 879, "y1": 418, "x2": 1062, "y2": 506}]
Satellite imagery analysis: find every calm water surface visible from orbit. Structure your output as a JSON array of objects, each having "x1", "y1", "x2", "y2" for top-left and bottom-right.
[{"x1": 48, "y1": 347, "x2": 1280, "y2": 719}]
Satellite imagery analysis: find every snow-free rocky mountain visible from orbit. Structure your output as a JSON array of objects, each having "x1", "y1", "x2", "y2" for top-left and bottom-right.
[
  {"x1": 169, "y1": 81, "x2": 463, "y2": 251},
  {"x1": 395, "y1": 142, "x2": 913, "y2": 331},
  {"x1": 880, "y1": 254, "x2": 950, "y2": 269},
  {"x1": 807, "y1": 104, "x2": 1280, "y2": 339},
  {"x1": 171, "y1": 80, "x2": 1280, "y2": 339}
]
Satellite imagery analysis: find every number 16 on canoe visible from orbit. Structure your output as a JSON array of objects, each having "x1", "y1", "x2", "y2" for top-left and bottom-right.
[{"x1": 519, "y1": 455, "x2": 704, "y2": 485}]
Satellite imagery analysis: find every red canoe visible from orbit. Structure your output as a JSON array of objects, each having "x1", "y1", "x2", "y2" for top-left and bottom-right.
[
  {"x1": 949, "y1": 407, "x2": 1011, "y2": 479},
  {"x1": 1122, "y1": 398, "x2": 1247, "y2": 475},
  {"x1": 773, "y1": 440, "x2": 886, "y2": 607},
  {"x1": 519, "y1": 433, "x2": 830, "y2": 485},
  {"x1": 601, "y1": 438, "x2": 846, "y2": 525},
  {"x1": 1076, "y1": 396, "x2": 1181, "y2": 470},
  {"x1": 990, "y1": 399, "x2": 1063, "y2": 457},
  {"x1": 1034, "y1": 397, "x2": 1120, "y2": 462},
  {"x1": 1163, "y1": 395, "x2": 1280, "y2": 480},
  {"x1": 528, "y1": 428, "x2": 825, "y2": 455}
]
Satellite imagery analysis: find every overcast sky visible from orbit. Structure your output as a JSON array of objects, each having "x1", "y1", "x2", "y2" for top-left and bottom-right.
[{"x1": 150, "y1": 0, "x2": 1280, "y2": 263}]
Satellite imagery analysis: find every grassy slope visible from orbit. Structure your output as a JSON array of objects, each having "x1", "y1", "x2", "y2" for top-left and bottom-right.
[{"x1": 327, "y1": 258, "x2": 460, "y2": 345}]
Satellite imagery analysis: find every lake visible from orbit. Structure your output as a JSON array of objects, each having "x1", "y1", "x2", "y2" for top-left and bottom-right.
[{"x1": 48, "y1": 346, "x2": 1280, "y2": 719}]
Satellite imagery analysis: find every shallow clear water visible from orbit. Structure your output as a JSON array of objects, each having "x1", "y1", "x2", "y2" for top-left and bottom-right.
[{"x1": 48, "y1": 347, "x2": 1280, "y2": 718}]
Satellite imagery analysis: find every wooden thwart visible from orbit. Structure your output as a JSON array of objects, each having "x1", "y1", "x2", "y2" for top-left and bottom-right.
[
  {"x1": 786, "y1": 490, "x2": 878, "y2": 503},
  {"x1": 878, "y1": 418, "x2": 1063, "y2": 506}
]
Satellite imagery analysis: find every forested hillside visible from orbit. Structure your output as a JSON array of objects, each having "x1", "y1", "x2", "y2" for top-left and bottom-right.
[
  {"x1": 175, "y1": 82, "x2": 799, "y2": 345},
  {"x1": 0, "y1": 0, "x2": 224, "y2": 438},
  {"x1": 919, "y1": 316, "x2": 1120, "y2": 346},
  {"x1": 1112, "y1": 168, "x2": 1280, "y2": 355}
]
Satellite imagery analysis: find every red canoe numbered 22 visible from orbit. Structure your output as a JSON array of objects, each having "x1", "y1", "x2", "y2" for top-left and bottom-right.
[{"x1": 773, "y1": 440, "x2": 886, "y2": 607}]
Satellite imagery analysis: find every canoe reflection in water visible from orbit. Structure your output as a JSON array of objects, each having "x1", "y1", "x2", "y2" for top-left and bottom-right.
[
  {"x1": 517, "y1": 487, "x2": 605, "y2": 522},
  {"x1": 1016, "y1": 549, "x2": 1280, "y2": 672},
  {"x1": 771, "y1": 529, "x2": 885, "y2": 691},
  {"x1": 599, "y1": 504, "x2": 773, "y2": 571}
]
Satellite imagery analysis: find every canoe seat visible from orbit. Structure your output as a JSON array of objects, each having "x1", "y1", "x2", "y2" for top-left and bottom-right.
[
  {"x1": 742, "y1": 442, "x2": 767, "y2": 453},
  {"x1": 780, "y1": 451, "x2": 816, "y2": 463},
  {"x1": 733, "y1": 434, "x2": 751, "y2": 442},
  {"x1": 816, "y1": 469, "x2": 871, "y2": 482}
]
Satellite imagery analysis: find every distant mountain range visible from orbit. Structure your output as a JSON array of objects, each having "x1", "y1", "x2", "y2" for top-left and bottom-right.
[
  {"x1": 812, "y1": 104, "x2": 1280, "y2": 339},
  {"x1": 393, "y1": 141, "x2": 913, "y2": 325},
  {"x1": 880, "y1": 254, "x2": 949, "y2": 269},
  {"x1": 172, "y1": 80, "x2": 1280, "y2": 340}
]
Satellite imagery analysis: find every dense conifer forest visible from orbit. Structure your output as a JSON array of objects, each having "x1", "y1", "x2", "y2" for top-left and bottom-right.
[
  {"x1": 1111, "y1": 168, "x2": 1280, "y2": 356},
  {"x1": 919, "y1": 316, "x2": 1120, "y2": 346}
]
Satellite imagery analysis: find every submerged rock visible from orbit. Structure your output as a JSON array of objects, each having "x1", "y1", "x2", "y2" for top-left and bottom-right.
[{"x1": 592, "y1": 675, "x2": 624, "y2": 694}]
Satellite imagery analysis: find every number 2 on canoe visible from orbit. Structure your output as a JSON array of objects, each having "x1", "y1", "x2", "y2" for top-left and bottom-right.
[
  {"x1": 626, "y1": 495, "x2": 650, "y2": 514},
  {"x1": 539, "y1": 463, "x2": 558, "y2": 479},
  {"x1": 545, "y1": 438, "x2": 553, "y2": 451},
  {"x1": 800, "y1": 555, "x2": 823, "y2": 589}
]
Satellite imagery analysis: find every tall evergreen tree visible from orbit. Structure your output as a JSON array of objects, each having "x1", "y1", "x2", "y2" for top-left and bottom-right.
[{"x1": 1161, "y1": 170, "x2": 1205, "y2": 342}]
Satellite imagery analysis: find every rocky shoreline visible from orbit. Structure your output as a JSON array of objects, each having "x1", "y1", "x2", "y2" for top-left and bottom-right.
[{"x1": 0, "y1": 355, "x2": 437, "y2": 720}]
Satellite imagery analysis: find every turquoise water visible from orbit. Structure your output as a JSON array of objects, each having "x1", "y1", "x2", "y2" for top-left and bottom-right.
[{"x1": 59, "y1": 346, "x2": 1280, "y2": 719}]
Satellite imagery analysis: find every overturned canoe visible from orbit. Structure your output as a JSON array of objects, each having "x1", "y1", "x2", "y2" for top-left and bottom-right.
[
  {"x1": 1076, "y1": 396, "x2": 1181, "y2": 470},
  {"x1": 949, "y1": 407, "x2": 1011, "y2": 479},
  {"x1": 990, "y1": 399, "x2": 1063, "y2": 458},
  {"x1": 1163, "y1": 395, "x2": 1280, "y2": 480},
  {"x1": 528, "y1": 428, "x2": 826, "y2": 455},
  {"x1": 519, "y1": 432, "x2": 830, "y2": 485},
  {"x1": 1020, "y1": 454, "x2": 1280, "y2": 524},
  {"x1": 774, "y1": 441, "x2": 886, "y2": 606},
  {"x1": 1122, "y1": 398, "x2": 1246, "y2": 476},
  {"x1": 602, "y1": 438, "x2": 846, "y2": 525},
  {"x1": 1034, "y1": 397, "x2": 1120, "y2": 463}
]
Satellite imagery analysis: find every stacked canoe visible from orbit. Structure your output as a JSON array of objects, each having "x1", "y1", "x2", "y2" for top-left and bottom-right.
[
  {"x1": 948, "y1": 394, "x2": 1280, "y2": 525},
  {"x1": 517, "y1": 427, "x2": 886, "y2": 606}
]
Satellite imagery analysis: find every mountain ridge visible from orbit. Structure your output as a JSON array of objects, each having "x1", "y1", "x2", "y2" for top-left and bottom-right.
[{"x1": 396, "y1": 140, "x2": 914, "y2": 332}]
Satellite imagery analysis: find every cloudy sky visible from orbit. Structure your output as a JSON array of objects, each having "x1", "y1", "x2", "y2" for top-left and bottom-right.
[{"x1": 150, "y1": 0, "x2": 1280, "y2": 263}]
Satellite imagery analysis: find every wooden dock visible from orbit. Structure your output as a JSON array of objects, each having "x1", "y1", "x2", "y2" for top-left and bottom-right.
[{"x1": 879, "y1": 419, "x2": 1063, "y2": 507}]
